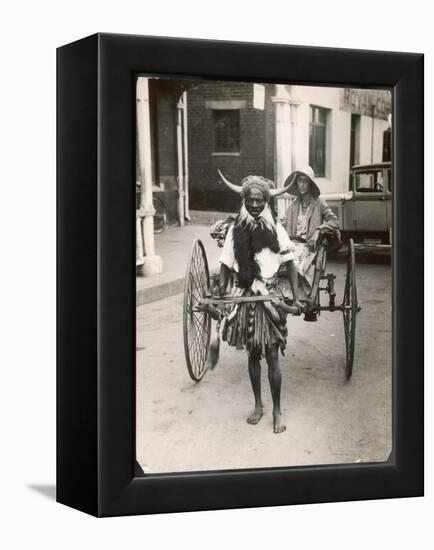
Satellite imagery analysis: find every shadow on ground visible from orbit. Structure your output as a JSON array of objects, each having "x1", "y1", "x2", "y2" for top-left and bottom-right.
[
  {"x1": 330, "y1": 247, "x2": 391, "y2": 266},
  {"x1": 27, "y1": 484, "x2": 56, "y2": 500}
]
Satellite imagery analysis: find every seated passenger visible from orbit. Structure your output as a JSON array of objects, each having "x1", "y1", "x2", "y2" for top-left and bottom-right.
[{"x1": 284, "y1": 165, "x2": 340, "y2": 301}]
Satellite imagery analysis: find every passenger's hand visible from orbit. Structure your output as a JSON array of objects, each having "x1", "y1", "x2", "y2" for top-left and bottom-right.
[
  {"x1": 309, "y1": 229, "x2": 320, "y2": 251},
  {"x1": 292, "y1": 299, "x2": 304, "y2": 315}
]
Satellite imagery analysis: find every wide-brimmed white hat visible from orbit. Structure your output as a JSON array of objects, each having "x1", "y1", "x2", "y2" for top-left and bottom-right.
[{"x1": 284, "y1": 165, "x2": 321, "y2": 198}]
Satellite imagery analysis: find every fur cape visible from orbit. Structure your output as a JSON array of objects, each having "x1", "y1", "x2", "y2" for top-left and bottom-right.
[{"x1": 232, "y1": 204, "x2": 279, "y2": 289}]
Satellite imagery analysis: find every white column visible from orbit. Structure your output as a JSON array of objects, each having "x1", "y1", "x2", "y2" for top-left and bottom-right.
[
  {"x1": 176, "y1": 98, "x2": 185, "y2": 226},
  {"x1": 182, "y1": 91, "x2": 191, "y2": 221},
  {"x1": 136, "y1": 76, "x2": 163, "y2": 276},
  {"x1": 136, "y1": 213, "x2": 144, "y2": 266},
  {"x1": 272, "y1": 84, "x2": 292, "y2": 219}
]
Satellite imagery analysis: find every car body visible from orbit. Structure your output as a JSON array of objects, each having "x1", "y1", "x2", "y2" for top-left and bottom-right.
[{"x1": 322, "y1": 162, "x2": 392, "y2": 245}]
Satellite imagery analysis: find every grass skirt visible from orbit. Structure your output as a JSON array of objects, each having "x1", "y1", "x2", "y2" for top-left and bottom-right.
[{"x1": 221, "y1": 279, "x2": 288, "y2": 358}]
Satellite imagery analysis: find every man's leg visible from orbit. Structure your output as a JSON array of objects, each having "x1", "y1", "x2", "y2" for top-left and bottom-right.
[
  {"x1": 246, "y1": 351, "x2": 264, "y2": 424},
  {"x1": 266, "y1": 344, "x2": 286, "y2": 434}
]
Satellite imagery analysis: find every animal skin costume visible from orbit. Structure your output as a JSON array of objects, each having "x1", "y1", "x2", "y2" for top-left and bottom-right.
[{"x1": 215, "y1": 172, "x2": 297, "y2": 358}]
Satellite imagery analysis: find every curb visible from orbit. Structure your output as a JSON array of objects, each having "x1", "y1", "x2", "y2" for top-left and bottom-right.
[
  {"x1": 136, "y1": 277, "x2": 185, "y2": 306},
  {"x1": 136, "y1": 269, "x2": 219, "y2": 307}
]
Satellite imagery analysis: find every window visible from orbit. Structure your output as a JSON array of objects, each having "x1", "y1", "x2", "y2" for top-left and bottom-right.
[
  {"x1": 213, "y1": 110, "x2": 240, "y2": 153},
  {"x1": 309, "y1": 106, "x2": 328, "y2": 177},
  {"x1": 387, "y1": 169, "x2": 392, "y2": 193},
  {"x1": 355, "y1": 170, "x2": 385, "y2": 193}
]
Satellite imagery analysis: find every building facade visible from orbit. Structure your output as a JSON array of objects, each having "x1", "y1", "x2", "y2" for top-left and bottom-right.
[
  {"x1": 187, "y1": 81, "x2": 276, "y2": 211},
  {"x1": 186, "y1": 82, "x2": 391, "y2": 212},
  {"x1": 135, "y1": 77, "x2": 391, "y2": 275}
]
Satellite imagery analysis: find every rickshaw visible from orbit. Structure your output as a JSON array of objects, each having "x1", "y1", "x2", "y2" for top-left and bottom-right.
[{"x1": 183, "y1": 227, "x2": 360, "y2": 383}]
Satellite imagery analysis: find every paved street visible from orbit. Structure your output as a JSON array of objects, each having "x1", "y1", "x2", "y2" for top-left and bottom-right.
[{"x1": 136, "y1": 254, "x2": 392, "y2": 474}]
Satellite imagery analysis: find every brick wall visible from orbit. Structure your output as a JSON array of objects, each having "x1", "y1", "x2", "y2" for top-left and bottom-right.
[{"x1": 187, "y1": 81, "x2": 275, "y2": 212}]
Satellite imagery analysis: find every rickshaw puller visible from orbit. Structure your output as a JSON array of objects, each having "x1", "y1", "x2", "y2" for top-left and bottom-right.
[{"x1": 217, "y1": 171, "x2": 303, "y2": 434}]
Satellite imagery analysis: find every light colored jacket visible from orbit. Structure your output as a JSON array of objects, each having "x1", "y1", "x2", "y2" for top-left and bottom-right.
[{"x1": 285, "y1": 196, "x2": 339, "y2": 247}]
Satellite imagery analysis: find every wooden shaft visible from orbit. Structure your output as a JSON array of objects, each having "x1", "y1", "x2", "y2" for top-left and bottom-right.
[
  {"x1": 199, "y1": 295, "x2": 300, "y2": 314},
  {"x1": 201, "y1": 294, "x2": 283, "y2": 304}
]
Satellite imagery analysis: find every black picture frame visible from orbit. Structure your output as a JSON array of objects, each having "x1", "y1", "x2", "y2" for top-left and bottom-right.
[{"x1": 57, "y1": 33, "x2": 424, "y2": 517}]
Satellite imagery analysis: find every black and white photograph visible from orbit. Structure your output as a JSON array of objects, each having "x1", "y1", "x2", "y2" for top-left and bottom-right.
[
  {"x1": 3, "y1": 0, "x2": 430, "y2": 544},
  {"x1": 135, "y1": 77, "x2": 393, "y2": 474}
]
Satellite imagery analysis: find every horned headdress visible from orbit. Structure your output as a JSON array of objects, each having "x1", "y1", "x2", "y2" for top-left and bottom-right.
[{"x1": 217, "y1": 169, "x2": 296, "y2": 200}]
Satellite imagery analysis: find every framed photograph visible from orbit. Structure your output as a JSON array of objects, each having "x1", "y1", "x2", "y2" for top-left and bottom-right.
[{"x1": 57, "y1": 33, "x2": 423, "y2": 516}]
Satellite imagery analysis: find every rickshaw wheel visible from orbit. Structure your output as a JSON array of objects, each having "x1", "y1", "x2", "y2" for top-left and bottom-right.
[
  {"x1": 342, "y1": 239, "x2": 358, "y2": 379},
  {"x1": 183, "y1": 239, "x2": 211, "y2": 382}
]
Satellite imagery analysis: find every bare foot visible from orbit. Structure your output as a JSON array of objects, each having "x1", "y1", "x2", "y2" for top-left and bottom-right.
[
  {"x1": 247, "y1": 407, "x2": 264, "y2": 425},
  {"x1": 273, "y1": 414, "x2": 286, "y2": 434}
]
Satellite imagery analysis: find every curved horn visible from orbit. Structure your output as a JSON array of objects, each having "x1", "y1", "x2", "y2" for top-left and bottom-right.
[
  {"x1": 269, "y1": 172, "x2": 297, "y2": 197},
  {"x1": 217, "y1": 169, "x2": 242, "y2": 194}
]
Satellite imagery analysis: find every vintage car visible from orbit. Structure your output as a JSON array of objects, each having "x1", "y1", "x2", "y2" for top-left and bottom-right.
[{"x1": 323, "y1": 162, "x2": 392, "y2": 246}]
